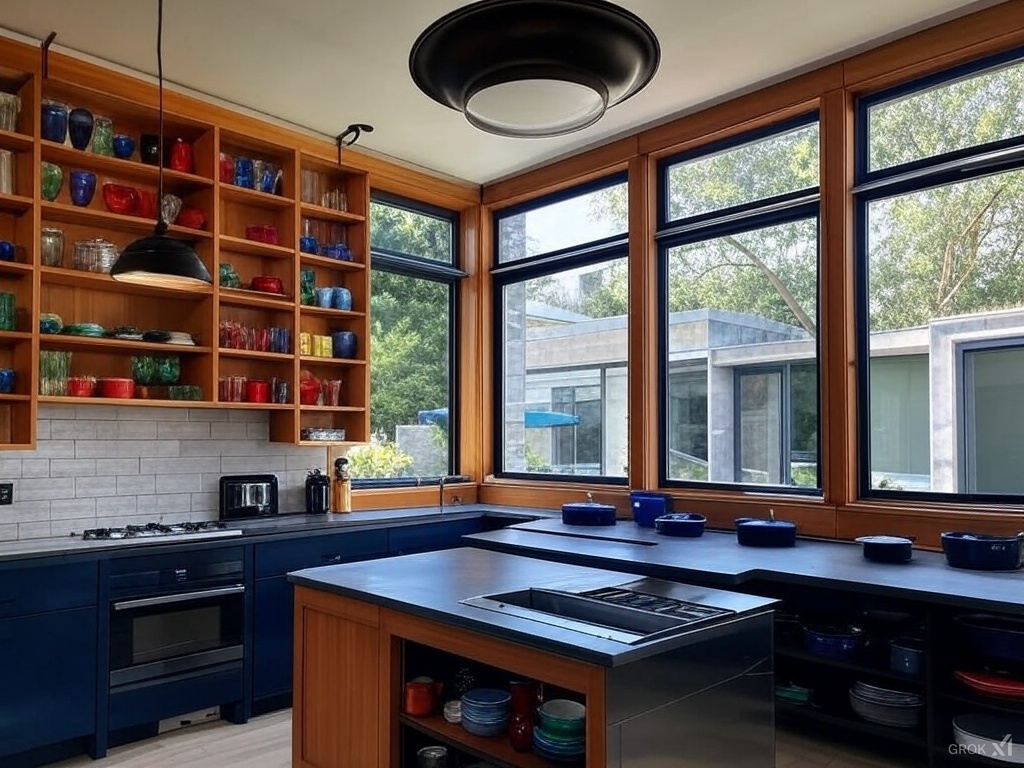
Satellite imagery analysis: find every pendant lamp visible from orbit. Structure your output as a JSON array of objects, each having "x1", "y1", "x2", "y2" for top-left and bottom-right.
[
  {"x1": 409, "y1": 0, "x2": 660, "y2": 138},
  {"x1": 110, "y1": 0, "x2": 212, "y2": 289}
]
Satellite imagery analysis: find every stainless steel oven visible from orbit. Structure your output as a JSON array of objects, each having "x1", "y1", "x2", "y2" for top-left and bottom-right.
[{"x1": 108, "y1": 547, "x2": 245, "y2": 690}]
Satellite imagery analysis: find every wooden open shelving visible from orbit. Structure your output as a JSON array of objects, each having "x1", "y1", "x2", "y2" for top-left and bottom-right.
[
  {"x1": 0, "y1": 62, "x2": 372, "y2": 449},
  {"x1": 401, "y1": 714, "x2": 552, "y2": 768},
  {"x1": 300, "y1": 306, "x2": 366, "y2": 319}
]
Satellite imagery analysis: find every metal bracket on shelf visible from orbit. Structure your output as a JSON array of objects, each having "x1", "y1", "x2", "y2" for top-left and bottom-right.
[
  {"x1": 40, "y1": 31, "x2": 57, "y2": 80},
  {"x1": 335, "y1": 123, "x2": 374, "y2": 164}
]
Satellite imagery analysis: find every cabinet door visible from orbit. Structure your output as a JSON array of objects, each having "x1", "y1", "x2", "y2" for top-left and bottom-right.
[
  {"x1": 255, "y1": 530, "x2": 389, "y2": 578},
  {"x1": 253, "y1": 575, "x2": 292, "y2": 699},
  {"x1": 0, "y1": 607, "x2": 98, "y2": 758},
  {"x1": 387, "y1": 519, "x2": 485, "y2": 556}
]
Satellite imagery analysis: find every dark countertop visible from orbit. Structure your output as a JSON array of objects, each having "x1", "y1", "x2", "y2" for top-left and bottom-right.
[
  {"x1": 0, "y1": 505, "x2": 549, "y2": 563},
  {"x1": 287, "y1": 546, "x2": 776, "y2": 667},
  {"x1": 466, "y1": 518, "x2": 1024, "y2": 615}
]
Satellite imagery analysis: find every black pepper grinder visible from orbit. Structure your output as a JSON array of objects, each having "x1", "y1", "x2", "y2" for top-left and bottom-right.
[{"x1": 305, "y1": 468, "x2": 331, "y2": 514}]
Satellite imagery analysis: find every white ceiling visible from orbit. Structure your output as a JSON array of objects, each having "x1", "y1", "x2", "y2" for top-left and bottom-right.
[{"x1": 0, "y1": 0, "x2": 999, "y2": 184}]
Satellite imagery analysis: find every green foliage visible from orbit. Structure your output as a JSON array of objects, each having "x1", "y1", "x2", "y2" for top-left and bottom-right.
[
  {"x1": 525, "y1": 443, "x2": 552, "y2": 473},
  {"x1": 791, "y1": 465, "x2": 818, "y2": 488},
  {"x1": 346, "y1": 435, "x2": 415, "y2": 479}
]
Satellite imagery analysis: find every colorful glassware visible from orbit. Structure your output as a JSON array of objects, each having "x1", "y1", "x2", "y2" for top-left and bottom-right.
[
  {"x1": 67, "y1": 108, "x2": 93, "y2": 150},
  {"x1": 40, "y1": 100, "x2": 69, "y2": 143},
  {"x1": 41, "y1": 162, "x2": 63, "y2": 202},
  {"x1": 91, "y1": 116, "x2": 114, "y2": 156},
  {"x1": 69, "y1": 170, "x2": 97, "y2": 206}
]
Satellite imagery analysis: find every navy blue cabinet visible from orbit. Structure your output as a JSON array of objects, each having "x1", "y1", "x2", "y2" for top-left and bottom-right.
[
  {"x1": 252, "y1": 529, "x2": 389, "y2": 701},
  {"x1": 387, "y1": 518, "x2": 486, "y2": 556},
  {"x1": 0, "y1": 606, "x2": 98, "y2": 759}
]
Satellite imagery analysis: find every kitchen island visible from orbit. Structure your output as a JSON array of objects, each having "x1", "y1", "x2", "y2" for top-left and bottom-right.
[{"x1": 288, "y1": 547, "x2": 778, "y2": 768}]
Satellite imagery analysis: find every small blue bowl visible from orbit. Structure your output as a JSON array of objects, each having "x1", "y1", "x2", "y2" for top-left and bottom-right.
[
  {"x1": 299, "y1": 235, "x2": 318, "y2": 254},
  {"x1": 112, "y1": 134, "x2": 136, "y2": 160},
  {"x1": 654, "y1": 512, "x2": 706, "y2": 537},
  {"x1": 0, "y1": 240, "x2": 14, "y2": 262}
]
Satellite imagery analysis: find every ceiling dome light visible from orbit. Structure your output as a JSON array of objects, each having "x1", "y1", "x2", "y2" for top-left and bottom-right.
[{"x1": 409, "y1": 0, "x2": 660, "y2": 138}]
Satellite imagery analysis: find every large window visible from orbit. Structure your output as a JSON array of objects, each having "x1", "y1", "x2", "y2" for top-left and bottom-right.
[
  {"x1": 494, "y1": 176, "x2": 629, "y2": 481},
  {"x1": 657, "y1": 116, "x2": 821, "y2": 491},
  {"x1": 857, "y1": 48, "x2": 1024, "y2": 500},
  {"x1": 348, "y1": 195, "x2": 463, "y2": 482}
]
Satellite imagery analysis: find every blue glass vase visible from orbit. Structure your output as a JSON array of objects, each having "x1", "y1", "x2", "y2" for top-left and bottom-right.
[
  {"x1": 69, "y1": 170, "x2": 97, "y2": 207},
  {"x1": 0, "y1": 368, "x2": 14, "y2": 394},
  {"x1": 332, "y1": 287, "x2": 352, "y2": 311},
  {"x1": 113, "y1": 134, "x2": 136, "y2": 160},
  {"x1": 41, "y1": 100, "x2": 69, "y2": 143},
  {"x1": 331, "y1": 331, "x2": 357, "y2": 359},
  {"x1": 68, "y1": 108, "x2": 94, "y2": 151}
]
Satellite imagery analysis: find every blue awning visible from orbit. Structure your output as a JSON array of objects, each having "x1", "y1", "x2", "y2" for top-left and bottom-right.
[{"x1": 417, "y1": 408, "x2": 578, "y2": 428}]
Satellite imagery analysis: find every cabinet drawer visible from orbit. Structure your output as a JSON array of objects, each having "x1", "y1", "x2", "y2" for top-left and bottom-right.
[
  {"x1": 388, "y1": 518, "x2": 484, "y2": 555},
  {"x1": 255, "y1": 529, "x2": 389, "y2": 578},
  {"x1": 0, "y1": 561, "x2": 98, "y2": 619}
]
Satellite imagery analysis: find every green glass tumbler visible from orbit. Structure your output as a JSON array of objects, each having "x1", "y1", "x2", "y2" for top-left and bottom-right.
[
  {"x1": 39, "y1": 350, "x2": 71, "y2": 396},
  {"x1": 41, "y1": 162, "x2": 63, "y2": 202},
  {"x1": 0, "y1": 291, "x2": 14, "y2": 331},
  {"x1": 91, "y1": 116, "x2": 114, "y2": 157}
]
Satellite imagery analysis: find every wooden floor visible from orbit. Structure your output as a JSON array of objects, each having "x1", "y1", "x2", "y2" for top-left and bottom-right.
[{"x1": 52, "y1": 711, "x2": 910, "y2": 767}]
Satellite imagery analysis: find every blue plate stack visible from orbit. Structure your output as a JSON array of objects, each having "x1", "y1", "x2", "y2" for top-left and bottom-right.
[{"x1": 460, "y1": 689, "x2": 511, "y2": 737}]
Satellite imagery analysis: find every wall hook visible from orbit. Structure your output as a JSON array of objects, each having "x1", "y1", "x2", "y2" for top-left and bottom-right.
[
  {"x1": 40, "y1": 31, "x2": 57, "y2": 80},
  {"x1": 335, "y1": 123, "x2": 374, "y2": 164}
]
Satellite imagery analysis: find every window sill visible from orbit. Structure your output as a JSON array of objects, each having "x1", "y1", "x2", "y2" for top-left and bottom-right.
[{"x1": 352, "y1": 482, "x2": 478, "y2": 511}]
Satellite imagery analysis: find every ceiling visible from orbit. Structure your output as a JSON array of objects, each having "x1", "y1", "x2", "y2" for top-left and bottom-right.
[{"x1": 0, "y1": 0, "x2": 1000, "y2": 185}]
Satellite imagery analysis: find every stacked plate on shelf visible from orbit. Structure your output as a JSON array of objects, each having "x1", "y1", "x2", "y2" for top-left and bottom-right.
[
  {"x1": 849, "y1": 681, "x2": 923, "y2": 728},
  {"x1": 460, "y1": 689, "x2": 510, "y2": 737},
  {"x1": 534, "y1": 699, "x2": 586, "y2": 763}
]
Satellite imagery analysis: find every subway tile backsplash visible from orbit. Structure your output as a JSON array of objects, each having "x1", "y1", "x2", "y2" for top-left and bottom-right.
[{"x1": 0, "y1": 405, "x2": 329, "y2": 542}]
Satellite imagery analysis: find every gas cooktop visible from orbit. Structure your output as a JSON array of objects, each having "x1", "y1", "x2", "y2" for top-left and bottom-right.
[
  {"x1": 75, "y1": 521, "x2": 243, "y2": 541},
  {"x1": 577, "y1": 586, "x2": 732, "y2": 624}
]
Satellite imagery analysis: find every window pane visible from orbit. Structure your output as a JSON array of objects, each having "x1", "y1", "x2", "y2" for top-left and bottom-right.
[
  {"x1": 348, "y1": 270, "x2": 451, "y2": 479},
  {"x1": 370, "y1": 200, "x2": 453, "y2": 263},
  {"x1": 665, "y1": 122, "x2": 819, "y2": 221},
  {"x1": 865, "y1": 169, "x2": 1024, "y2": 494},
  {"x1": 869, "y1": 58, "x2": 1024, "y2": 171},
  {"x1": 665, "y1": 218, "x2": 819, "y2": 488},
  {"x1": 503, "y1": 258, "x2": 628, "y2": 476},
  {"x1": 965, "y1": 346, "x2": 1024, "y2": 494},
  {"x1": 497, "y1": 181, "x2": 627, "y2": 262}
]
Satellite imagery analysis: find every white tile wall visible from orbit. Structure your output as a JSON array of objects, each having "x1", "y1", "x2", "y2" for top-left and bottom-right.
[{"x1": 0, "y1": 405, "x2": 329, "y2": 542}]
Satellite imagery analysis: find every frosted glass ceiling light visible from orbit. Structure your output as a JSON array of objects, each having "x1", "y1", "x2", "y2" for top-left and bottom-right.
[{"x1": 409, "y1": 0, "x2": 660, "y2": 138}]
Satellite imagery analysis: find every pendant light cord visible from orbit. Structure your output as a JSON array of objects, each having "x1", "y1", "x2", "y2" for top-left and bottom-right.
[{"x1": 154, "y1": 0, "x2": 167, "y2": 236}]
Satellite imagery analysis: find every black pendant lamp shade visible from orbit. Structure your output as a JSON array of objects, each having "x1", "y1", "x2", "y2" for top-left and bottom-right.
[
  {"x1": 409, "y1": 0, "x2": 660, "y2": 138},
  {"x1": 110, "y1": 0, "x2": 212, "y2": 290}
]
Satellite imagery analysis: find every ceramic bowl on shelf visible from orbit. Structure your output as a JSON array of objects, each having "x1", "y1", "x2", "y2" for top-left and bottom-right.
[
  {"x1": 177, "y1": 206, "x2": 206, "y2": 230},
  {"x1": 112, "y1": 134, "x2": 135, "y2": 160},
  {"x1": 66, "y1": 376, "x2": 96, "y2": 398},
  {"x1": 97, "y1": 377, "x2": 135, "y2": 399},
  {"x1": 250, "y1": 275, "x2": 284, "y2": 294},
  {"x1": 537, "y1": 699, "x2": 586, "y2": 737}
]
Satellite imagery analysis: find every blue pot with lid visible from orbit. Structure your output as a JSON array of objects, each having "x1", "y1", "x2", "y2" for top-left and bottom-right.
[
  {"x1": 562, "y1": 493, "x2": 617, "y2": 526},
  {"x1": 654, "y1": 512, "x2": 706, "y2": 537},
  {"x1": 630, "y1": 491, "x2": 672, "y2": 527},
  {"x1": 735, "y1": 509, "x2": 797, "y2": 547}
]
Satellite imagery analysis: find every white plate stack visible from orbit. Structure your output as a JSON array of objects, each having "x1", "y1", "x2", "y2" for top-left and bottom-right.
[{"x1": 849, "y1": 681, "x2": 923, "y2": 729}]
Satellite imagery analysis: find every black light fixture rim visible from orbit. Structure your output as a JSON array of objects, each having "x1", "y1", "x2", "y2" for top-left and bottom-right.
[
  {"x1": 409, "y1": 0, "x2": 660, "y2": 116},
  {"x1": 464, "y1": 74, "x2": 609, "y2": 138}
]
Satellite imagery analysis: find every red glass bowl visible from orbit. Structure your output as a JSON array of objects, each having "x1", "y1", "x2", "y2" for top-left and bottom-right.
[
  {"x1": 102, "y1": 183, "x2": 140, "y2": 216},
  {"x1": 97, "y1": 377, "x2": 135, "y2": 399},
  {"x1": 177, "y1": 206, "x2": 206, "y2": 230},
  {"x1": 244, "y1": 225, "x2": 279, "y2": 245},
  {"x1": 67, "y1": 376, "x2": 96, "y2": 397},
  {"x1": 250, "y1": 275, "x2": 284, "y2": 294}
]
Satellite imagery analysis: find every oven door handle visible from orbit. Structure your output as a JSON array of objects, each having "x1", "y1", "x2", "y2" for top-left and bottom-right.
[{"x1": 113, "y1": 584, "x2": 246, "y2": 611}]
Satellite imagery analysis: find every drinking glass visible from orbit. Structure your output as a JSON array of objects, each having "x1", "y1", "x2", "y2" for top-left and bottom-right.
[
  {"x1": 40, "y1": 228, "x2": 65, "y2": 267},
  {"x1": 39, "y1": 351, "x2": 71, "y2": 396},
  {"x1": 0, "y1": 150, "x2": 14, "y2": 195},
  {"x1": 0, "y1": 291, "x2": 14, "y2": 331}
]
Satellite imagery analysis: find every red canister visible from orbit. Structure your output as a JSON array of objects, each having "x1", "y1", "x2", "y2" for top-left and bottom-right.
[
  {"x1": 169, "y1": 138, "x2": 193, "y2": 173},
  {"x1": 245, "y1": 379, "x2": 270, "y2": 403}
]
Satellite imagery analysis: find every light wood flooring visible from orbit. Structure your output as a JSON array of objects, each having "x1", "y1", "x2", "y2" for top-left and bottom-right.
[{"x1": 52, "y1": 711, "x2": 912, "y2": 768}]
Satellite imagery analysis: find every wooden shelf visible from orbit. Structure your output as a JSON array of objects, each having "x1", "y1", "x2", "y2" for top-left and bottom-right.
[
  {"x1": 300, "y1": 405, "x2": 365, "y2": 413},
  {"x1": 299, "y1": 202, "x2": 365, "y2": 224},
  {"x1": 0, "y1": 128, "x2": 33, "y2": 151},
  {"x1": 40, "y1": 266, "x2": 214, "y2": 298},
  {"x1": 400, "y1": 714, "x2": 554, "y2": 768},
  {"x1": 299, "y1": 252, "x2": 365, "y2": 271},
  {"x1": 40, "y1": 335, "x2": 210, "y2": 354},
  {"x1": 0, "y1": 191, "x2": 32, "y2": 214},
  {"x1": 40, "y1": 140, "x2": 213, "y2": 189},
  {"x1": 0, "y1": 394, "x2": 31, "y2": 402},
  {"x1": 215, "y1": 401, "x2": 294, "y2": 410},
  {"x1": 218, "y1": 348, "x2": 293, "y2": 361},
  {"x1": 218, "y1": 287, "x2": 295, "y2": 310},
  {"x1": 775, "y1": 646, "x2": 925, "y2": 686},
  {"x1": 40, "y1": 201, "x2": 212, "y2": 239},
  {"x1": 220, "y1": 184, "x2": 295, "y2": 209},
  {"x1": 299, "y1": 356, "x2": 366, "y2": 366},
  {"x1": 38, "y1": 396, "x2": 206, "y2": 408},
  {"x1": 219, "y1": 235, "x2": 294, "y2": 259},
  {"x1": 0, "y1": 330, "x2": 33, "y2": 344},
  {"x1": 296, "y1": 440, "x2": 360, "y2": 448},
  {"x1": 0, "y1": 260, "x2": 34, "y2": 276},
  {"x1": 300, "y1": 306, "x2": 366, "y2": 318}
]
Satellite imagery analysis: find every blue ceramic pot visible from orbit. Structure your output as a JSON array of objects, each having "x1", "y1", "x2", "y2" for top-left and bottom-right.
[
  {"x1": 113, "y1": 134, "x2": 136, "y2": 160},
  {"x1": 331, "y1": 330, "x2": 357, "y2": 359},
  {"x1": 69, "y1": 170, "x2": 97, "y2": 207},
  {"x1": 0, "y1": 368, "x2": 15, "y2": 394},
  {"x1": 332, "y1": 287, "x2": 352, "y2": 311},
  {"x1": 315, "y1": 287, "x2": 334, "y2": 309},
  {"x1": 41, "y1": 100, "x2": 69, "y2": 143},
  {"x1": 299, "y1": 236, "x2": 318, "y2": 254},
  {"x1": 68, "y1": 108, "x2": 94, "y2": 151},
  {"x1": 0, "y1": 240, "x2": 14, "y2": 262}
]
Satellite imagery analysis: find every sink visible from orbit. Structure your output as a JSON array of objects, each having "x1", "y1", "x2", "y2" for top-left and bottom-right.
[{"x1": 460, "y1": 587, "x2": 730, "y2": 645}]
